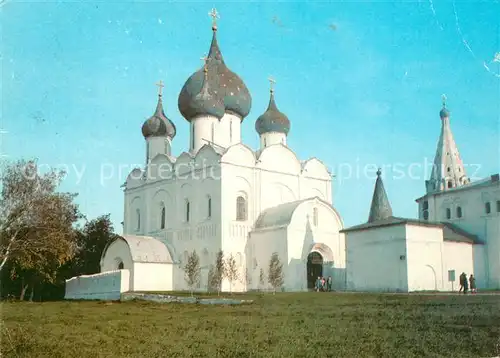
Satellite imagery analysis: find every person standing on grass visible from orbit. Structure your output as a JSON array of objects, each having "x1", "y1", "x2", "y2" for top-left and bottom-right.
[
  {"x1": 315, "y1": 277, "x2": 321, "y2": 292},
  {"x1": 463, "y1": 273, "x2": 469, "y2": 294},
  {"x1": 327, "y1": 276, "x2": 332, "y2": 292},
  {"x1": 321, "y1": 277, "x2": 326, "y2": 292},
  {"x1": 459, "y1": 272, "x2": 466, "y2": 292},
  {"x1": 469, "y1": 274, "x2": 476, "y2": 294}
]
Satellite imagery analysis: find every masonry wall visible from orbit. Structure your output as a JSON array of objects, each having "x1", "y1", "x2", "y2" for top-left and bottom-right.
[
  {"x1": 346, "y1": 225, "x2": 408, "y2": 292},
  {"x1": 65, "y1": 270, "x2": 130, "y2": 300},
  {"x1": 442, "y1": 241, "x2": 475, "y2": 291},
  {"x1": 405, "y1": 224, "x2": 444, "y2": 291}
]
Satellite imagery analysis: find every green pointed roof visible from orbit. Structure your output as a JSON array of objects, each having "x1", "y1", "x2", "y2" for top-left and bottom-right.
[{"x1": 368, "y1": 169, "x2": 393, "y2": 223}]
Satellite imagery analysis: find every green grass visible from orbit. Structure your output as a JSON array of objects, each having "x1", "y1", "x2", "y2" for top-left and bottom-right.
[{"x1": 2, "y1": 293, "x2": 500, "y2": 357}]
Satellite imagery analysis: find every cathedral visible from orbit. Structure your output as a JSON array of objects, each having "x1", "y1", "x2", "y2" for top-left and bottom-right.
[{"x1": 64, "y1": 10, "x2": 499, "y2": 300}]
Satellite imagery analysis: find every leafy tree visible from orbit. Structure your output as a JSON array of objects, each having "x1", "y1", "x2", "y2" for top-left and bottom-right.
[
  {"x1": 268, "y1": 252, "x2": 284, "y2": 294},
  {"x1": 225, "y1": 253, "x2": 239, "y2": 294},
  {"x1": 213, "y1": 250, "x2": 225, "y2": 296},
  {"x1": 71, "y1": 214, "x2": 119, "y2": 276},
  {"x1": 259, "y1": 267, "x2": 265, "y2": 291},
  {"x1": 184, "y1": 250, "x2": 200, "y2": 296},
  {"x1": 0, "y1": 159, "x2": 81, "y2": 299}
]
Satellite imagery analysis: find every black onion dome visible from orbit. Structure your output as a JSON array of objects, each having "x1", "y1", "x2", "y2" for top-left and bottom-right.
[
  {"x1": 178, "y1": 30, "x2": 252, "y2": 121},
  {"x1": 182, "y1": 66, "x2": 225, "y2": 120},
  {"x1": 142, "y1": 95, "x2": 177, "y2": 139},
  {"x1": 440, "y1": 107, "x2": 450, "y2": 118},
  {"x1": 255, "y1": 90, "x2": 290, "y2": 135}
]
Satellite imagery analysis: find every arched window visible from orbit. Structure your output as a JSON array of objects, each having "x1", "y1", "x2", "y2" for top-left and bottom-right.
[
  {"x1": 211, "y1": 122, "x2": 215, "y2": 142},
  {"x1": 447, "y1": 181, "x2": 453, "y2": 189},
  {"x1": 264, "y1": 138, "x2": 267, "y2": 147},
  {"x1": 456, "y1": 206, "x2": 462, "y2": 218},
  {"x1": 118, "y1": 261, "x2": 124, "y2": 270},
  {"x1": 191, "y1": 125, "x2": 195, "y2": 150},
  {"x1": 497, "y1": 200, "x2": 500, "y2": 213},
  {"x1": 136, "y1": 209, "x2": 141, "y2": 230},
  {"x1": 230, "y1": 120, "x2": 233, "y2": 142},
  {"x1": 185, "y1": 200, "x2": 190, "y2": 222},
  {"x1": 146, "y1": 142, "x2": 150, "y2": 163},
  {"x1": 160, "y1": 205, "x2": 166, "y2": 229},
  {"x1": 446, "y1": 208, "x2": 451, "y2": 219},
  {"x1": 236, "y1": 196, "x2": 247, "y2": 221},
  {"x1": 207, "y1": 196, "x2": 212, "y2": 218},
  {"x1": 485, "y1": 202, "x2": 491, "y2": 214},
  {"x1": 313, "y1": 207, "x2": 318, "y2": 226}
]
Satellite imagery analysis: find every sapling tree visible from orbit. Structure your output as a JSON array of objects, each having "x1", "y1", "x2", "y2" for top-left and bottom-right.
[
  {"x1": 268, "y1": 252, "x2": 284, "y2": 294},
  {"x1": 213, "y1": 249, "x2": 225, "y2": 296},
  {"x1": 184, "y1": 250, "x2": 200, "y2": 296},
  {"x1": 225, "y1": 253, "x2": 239, "y2": 294}
]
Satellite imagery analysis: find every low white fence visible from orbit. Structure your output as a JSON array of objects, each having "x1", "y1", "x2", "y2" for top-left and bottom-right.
[{"x1": 64, "y1": 269, "x2": 130, "y2": 301}]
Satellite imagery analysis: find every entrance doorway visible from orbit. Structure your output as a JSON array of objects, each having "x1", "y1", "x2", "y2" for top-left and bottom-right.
[{"x1": 307, "y1": 252, "x2": 323, "y2": 289}]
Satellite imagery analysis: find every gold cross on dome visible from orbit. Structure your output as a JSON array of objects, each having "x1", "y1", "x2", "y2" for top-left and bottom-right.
[
  {"x1": 441, "y1": 94, "x2": 447, "y2": 108},
  {"x1": 208, "y1": 8, "x2": 220, "y2": 29},
  {"x1": 268, "y1": 76, "x2": 276, "y2": 92},
  {"x1": 156, "y1": 80, "x2": 164, "y2": 96}
]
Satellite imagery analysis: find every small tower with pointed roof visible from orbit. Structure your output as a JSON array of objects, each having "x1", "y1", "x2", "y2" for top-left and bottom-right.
[
  {"x1": 368, "y1": 168, "x2": 393, "y2": 222},
  {"x1": 255, "y1": 77, "x2": 290, "y2": 149},
  {"x1": 141, "y1": 80, "x2": 176, "y2": 162},
  {"x1": 426, "y1": 96, "x2": 469, "y2": 193}
]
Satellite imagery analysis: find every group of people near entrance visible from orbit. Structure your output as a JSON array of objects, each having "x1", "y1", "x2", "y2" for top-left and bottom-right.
[
  {"x1": 459, "y1": 272, "x2": 477, "y2": 294},
  {"x1": 315, "y1": 276, "x2": 332, "y2": 292}
]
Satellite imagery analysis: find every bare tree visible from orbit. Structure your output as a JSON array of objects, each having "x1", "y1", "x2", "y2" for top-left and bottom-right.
[
  {"x1": 213, "y1": 250, "x2": 225, "y2": 296},
  {"x1": 225, "y1": 253, "x2": 239, "y2": 294},
  {"x1": 184, "y1": 250, "x2": 200, "y2": 296},
  {"x1": 259, "y1": 267, "x2": 265, "y2": 292},
  {"x1": 0, "y1": 159, "x2": 81, "y2": 299},
  {"x1": 268, "y1": 252, "x2": 284, "y2": 294}
]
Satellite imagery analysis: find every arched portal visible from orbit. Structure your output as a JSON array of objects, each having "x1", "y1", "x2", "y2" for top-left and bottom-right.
[{"x1": 307, "y1": 252, "x2": 323, "y2": 289}]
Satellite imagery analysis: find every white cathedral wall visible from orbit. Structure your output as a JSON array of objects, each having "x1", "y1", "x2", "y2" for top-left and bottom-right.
[
  {"x1": 259, "y1": 132, "x2": 286, "y2": 148},
  {"x1": 417, "y1": 182, "x2": 500, "y2": 288},
  {"x1": 248, "y1": 227, "x2": 288, "y2": 291},
  {"x1": 345, "y1": 225, "x2": 408, "y2": 292},
  {"x1": 124, "y1": 153, "x2": 223, "y2": 292},
  {"x1": 405, "y1": 224, "x2": 445, "y2": 291},
  {"x1": 190, "y1": 113, "x2": 242, "y2": 154},
  {"x1": 442, "y1": 241, "x2": 475, "y2": 291},
  {"x1": 132, "y1": 262, "x2": 173, "y2": 292},
  {"x1": 147, "y1": 136, "x2": 171, "y2": 161},
  {"x1": 286, "y1": 201, "x2": 345, "y2": 291},
  {"x1": 216, "y1": 113, "x2": 241, "y2": 148}
]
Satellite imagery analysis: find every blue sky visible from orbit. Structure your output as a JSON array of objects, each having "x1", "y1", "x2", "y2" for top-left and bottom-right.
[{"x1": 2, "y1": 1, "x2": 499, "y2": 233}]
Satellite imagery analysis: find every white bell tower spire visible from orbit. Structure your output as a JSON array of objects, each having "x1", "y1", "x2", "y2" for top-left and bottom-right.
[{"x1": 426, "y1": 95, "x2": 469, "y2": 193}]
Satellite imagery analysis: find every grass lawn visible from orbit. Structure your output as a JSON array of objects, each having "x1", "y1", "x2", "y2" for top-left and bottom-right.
[{"x1": 2, "y1": 292, "x2": 500, "y2": 357}]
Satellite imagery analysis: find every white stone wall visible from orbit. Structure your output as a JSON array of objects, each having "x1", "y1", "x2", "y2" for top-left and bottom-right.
[
  {"x1": 442, "y1": 241, "x2": 475, "y2": 291},
  {"x1": 259, "y1": 132, "x2": 286, "y2": 148},
  {"x1": 123, "y1": 135, "x2": 335, "y2": 293},
  {"x1": 287, "y1": 200, "x2": 345, "y2": 291},
  {"x1": 346, "y1": 225, "x2": 408, "y2": 292},
  {"x1": 65, "y1": 270, "x2": 130, "y2": 300},
  {"x1": 248, "y1": 227, "x2": 288, "y2": 291},
  {"x1": 405, "y1": 224, "x2": 444, "y2": 291},
  {"x1": 133, "y1": 262, "x2": 173, "y2": 292},
  {"x1": 417, "y1": 180, "x2": 500, "y2": 288},
  {"x1": 190, "y1": 113, "x2": 241, "y2": 154}
]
